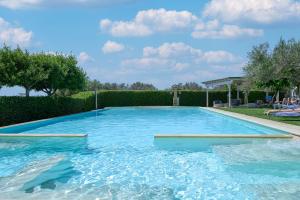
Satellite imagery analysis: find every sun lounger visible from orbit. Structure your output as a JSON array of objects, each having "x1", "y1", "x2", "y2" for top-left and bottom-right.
[
  {"x1": 272, "y1": 111, "x2": 300, "y2": 117},
  {"x1": 264, "y1": 108, "x2": 300, "y2": 116}
]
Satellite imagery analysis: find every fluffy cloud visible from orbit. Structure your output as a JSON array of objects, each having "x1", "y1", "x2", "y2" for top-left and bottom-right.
[
  {"x1": 143, "y1": 42, "x2": 201, "y2": 58},
  {"x1": 85, "y1": 43, "x2": 244, "y2": 88},
  {"x1": 121, "y1": 42, "x2": 240, "y2": 74},
  {"x1": 192, "y1": 20, "x2": 263, "y2": 39},
  {"x1": 0, "y1": 0, "x2": 134, "y2": 9},
  {"x1": 0, "y1": 17, "x2": 33, "y2": 47},
  {"x1": 102, "y1": 40, "x2": 125, "y2": 54},
  {"x1": 100, "y1": 8, "x2": 197, "y2": 37},
  {"x1": 141, "y1": 42, "x2": 238, "y2": 63},
  {"x1": 78, "y1": 52, "x2": 93, "y2": 63},
  {"x1": 203, "y1": 0, "x2": 300, "y2": 23}
]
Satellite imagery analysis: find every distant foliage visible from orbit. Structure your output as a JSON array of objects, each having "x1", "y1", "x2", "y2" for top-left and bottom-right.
[
  {"x1": 170, "y1": 82, "x2": 202, "y2": 90},
  {"x1": 87, "y1": 80, "x2": 157, "y2": 91},
  {"x1": 0, "y1": 45, "x2": 87, "y2": 97},
  {"x1": 244, "y1": 38, "x2": 300, "y2": 99}
]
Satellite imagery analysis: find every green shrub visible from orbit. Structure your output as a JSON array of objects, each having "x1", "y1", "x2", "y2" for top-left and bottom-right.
[
  {"x1": 0, "y1": 94, "x2": 94, "y2": 126},
  {"x1": 97, "y1": 90, "x2": 173, "y2": 107}
]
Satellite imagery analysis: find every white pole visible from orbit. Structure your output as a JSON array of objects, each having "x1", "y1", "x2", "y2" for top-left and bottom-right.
[
  {"x1": 95, "y1": 89, "x2": 98, "y2": 110},
  {"x1": 206, "y1": 88, "x2": 209, "y2": 107},
  {"x1": 228, "y1": 84, "x2": 231, "y2": 108}
]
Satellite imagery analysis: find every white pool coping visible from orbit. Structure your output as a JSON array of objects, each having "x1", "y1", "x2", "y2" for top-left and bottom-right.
[
  {"x1": 154, "y1": 134, "x2": 293, "y2": 139},
  {"x1": 0, "y1": 133, "x2": 87, "y2": 138},
  {"x1": 202, "y1": 107, "x2": 300, "y2": 137}
]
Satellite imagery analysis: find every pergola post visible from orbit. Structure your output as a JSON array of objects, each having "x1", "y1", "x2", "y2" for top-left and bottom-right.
[
  {"x1": 206, "y1": 88, "x2": 209, "y2": 107},
  {"x1": 228, "y1": 83, "x2": 232, "y2": 108}
]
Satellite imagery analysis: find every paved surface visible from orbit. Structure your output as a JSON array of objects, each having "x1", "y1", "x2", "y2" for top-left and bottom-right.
[{"x1": 202, "y1": 107, "x2": 300, "y2": 137}]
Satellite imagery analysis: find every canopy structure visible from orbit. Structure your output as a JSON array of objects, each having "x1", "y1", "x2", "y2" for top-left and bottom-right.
[{"x1": 202, "y1": 77, "x2": 244, "y2": 108}]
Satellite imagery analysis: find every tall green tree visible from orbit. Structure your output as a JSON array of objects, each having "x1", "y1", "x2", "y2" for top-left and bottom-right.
[
  {"x1": 33, "y1": 53, "x2": 87, "y2": 96},
  {"x1": 244, "y1": 42, "x2": 290, "y2": 101},
  {"x1": 0, "y1": 46, "x2": 47, "y2": 97},
  {"x1": 288, "y1": 40, "x2": 300, "y2": 94},
  {"x1": 33, "y1": 53, "x2": 68, "y2": 96},
  {"x1": 0, "y1": 45, "x2": 17, "y2": 87},
  {"x1": 15, "y1": 48, "x2": 49, "y2": 97}
]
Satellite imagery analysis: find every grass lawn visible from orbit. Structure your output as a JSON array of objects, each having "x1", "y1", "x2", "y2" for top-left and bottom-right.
[{"x1": 220, "y1": 107, "x2": 300, "y2": 126}]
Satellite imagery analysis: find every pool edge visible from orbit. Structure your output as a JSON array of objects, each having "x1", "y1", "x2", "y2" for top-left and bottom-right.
[{"x1": 202, "y1": 107, "x2": 300, "y2": 137}]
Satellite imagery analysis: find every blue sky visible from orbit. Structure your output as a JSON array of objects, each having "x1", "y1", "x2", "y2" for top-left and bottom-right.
[{"x1": 1, "y1": 0, "x2": 300, "y2": 95}]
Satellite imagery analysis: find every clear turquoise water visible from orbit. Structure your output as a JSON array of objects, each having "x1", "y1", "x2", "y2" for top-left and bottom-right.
[{"x1": 0, "y1": 107, "x2": 300, "y2": 199}]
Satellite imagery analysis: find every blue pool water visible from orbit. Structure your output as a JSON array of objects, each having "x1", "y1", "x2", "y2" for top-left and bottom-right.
[{"x1": 0, "y1": 107, "x2": 300, "y2": 199}]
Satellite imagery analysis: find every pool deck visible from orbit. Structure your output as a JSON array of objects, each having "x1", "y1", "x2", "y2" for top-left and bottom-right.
[{"x1": 202, "y1": 107, "x2": 300, "y2": 137}]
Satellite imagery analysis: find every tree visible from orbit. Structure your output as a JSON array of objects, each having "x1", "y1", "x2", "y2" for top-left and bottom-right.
[
  {"x1": 0, "y1": 46, "x2": 48, "y2": 97},
  {"x1": 0, "y1": 45, "x2": 17, "y2": 88},
  {"x1": 33, "y1": 54, "x2": 87, "y2": 96},
  {"x1": 129, "y1": 82, "x2": 157, "y2": 90},
  {"x1": 170, "y1": 82, "x2": 202, "y2": 90},
  {"x1": 33, "y1": 53, "x2": 67, "y2": 96},
  {"x1": 288, "y1": 39, "x2": 300, "y2": 94},
  {"x1": 243, "y1": 42, "x2": 290, "y2": 101},
  {"x1": 63, "y1": 55, "x2": 87, "y2": 92}
]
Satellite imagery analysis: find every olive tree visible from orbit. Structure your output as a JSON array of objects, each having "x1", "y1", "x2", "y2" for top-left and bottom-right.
[{"x1": 244, "y1": 41, "x2": 290, "y2": 102}]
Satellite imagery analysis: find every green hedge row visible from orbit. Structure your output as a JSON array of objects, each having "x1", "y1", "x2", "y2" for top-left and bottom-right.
[
  {"x1": 0, "y1": 94, "x2": 94, "y2": 126},
  {"x1": 0, "y1": 90, "x2": 276, "y2": 126}
]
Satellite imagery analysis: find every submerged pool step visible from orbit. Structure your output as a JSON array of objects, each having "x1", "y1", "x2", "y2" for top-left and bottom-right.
[
  {"x1": 0, "y1": 133, "x2": 87, "y2": 138},
  {"x1": 154, "y1": 134, "x2": 293, "y2": 139}
]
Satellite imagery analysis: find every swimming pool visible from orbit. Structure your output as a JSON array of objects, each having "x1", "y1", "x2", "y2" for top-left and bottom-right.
[{"x1": 0, "y1": 107, "x2": 300, "y2": 199}]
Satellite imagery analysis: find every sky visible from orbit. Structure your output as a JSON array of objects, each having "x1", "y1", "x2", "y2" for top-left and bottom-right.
[{"x1": 1, "y1": 0, "x2": 300, "y2": 95}]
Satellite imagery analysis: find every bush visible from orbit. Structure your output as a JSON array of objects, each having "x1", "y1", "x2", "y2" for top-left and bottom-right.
[
  {"x1": 0, "y1": 94, "x2": 94, "y2": 126},
  {"x1": 97, "y1": 90, "x2": 173, "y2": 107}
]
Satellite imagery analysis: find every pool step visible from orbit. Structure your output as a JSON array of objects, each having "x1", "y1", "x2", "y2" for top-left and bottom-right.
[
  {"x1": 0, "y1": 155, "x2": 65, "y2": 192},
  {"x1": 0, "y1": 133, "x2": 87, "y2": 138},
  {"x1": 154, "y1": 134, "x2": 293, "y2": 139}
]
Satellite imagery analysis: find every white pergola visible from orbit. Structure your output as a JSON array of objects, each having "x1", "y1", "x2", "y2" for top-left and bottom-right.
[{"x1": 202, "y1": 77, "x2": 244, "y2": 108}]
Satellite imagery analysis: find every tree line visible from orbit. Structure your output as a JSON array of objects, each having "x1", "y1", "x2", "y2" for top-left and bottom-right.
[
  {"x1": 87, "y1": 80, "x2": 203, "y2": 91},
  {"x1": 0, "y1": 46, "x2": 87, "y2": 97}
]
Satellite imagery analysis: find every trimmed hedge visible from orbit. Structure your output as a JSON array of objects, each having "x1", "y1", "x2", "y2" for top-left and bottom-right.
[
  {"x1": 98, "y1": 90, "x2": 173, "y2": 107},
  {"x1": 0, "y1": 94, "x2": 94, "y2": 126},
  {"x1": 0, "y1": 90, "x2": 279, "y2": 126}
]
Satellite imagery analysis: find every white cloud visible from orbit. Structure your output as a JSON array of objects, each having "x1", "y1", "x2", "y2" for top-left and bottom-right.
[
  {"x1": 100, "y1": 19, "x2": 152, "y2": 37},
  {"x1": 0, "y1": 17, "x2": 33, "y2": 47},
  {"x1": 142, "y1": 42, "x2": 238, "y2": 63},
  {"x1": 0, "y1": 0, "x2": 134, "y2": 9},
  {"x1": 121, "y1": 42, "x2": 239, "y2": 73},
  {"x1": 143, "y1": 42, "x2": 202, "y2": 58},
  {"x1": 0, "y1": 0, "x2": 41, "y2": 9},
  {"x1": 203, "y1": 0, "x2": 300, "y2": 24},
  {"x1": 78, "y1": 52, "x2": 93, "y2": 63},
  {"x1": 201, "y1": 51, "x2": 237, "y2": 63},
  {"x1": 192, "y1": 20, "x2": 263, "y2": 39},
  {"x1": 102, "y1": 40, "x2": 125, "y2": 54},
  {"x1": 100, "y1": 8, "x2": 197, "y2": 37}
]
